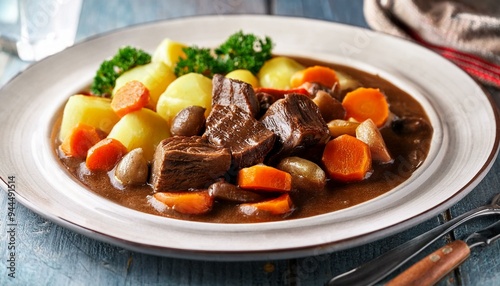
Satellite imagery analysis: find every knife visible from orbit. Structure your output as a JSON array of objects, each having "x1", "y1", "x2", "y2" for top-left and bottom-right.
[{"x1": 386, "y1": 220, "x2": 500, "y2": 286}]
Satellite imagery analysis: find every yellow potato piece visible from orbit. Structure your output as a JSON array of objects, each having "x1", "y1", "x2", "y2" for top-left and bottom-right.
[
  {"x1": 156, "y1": 73, "x2": 212, "y2": 125},
  {"x1": 107, "y1": 108, "x2": 170, "y2": 162},
  {"x1": 152, "y1": 38, "x2": 187, "y2": 68},
  {"x1": 258, "y1": 56, "x2": 305, "y2": 89},
  {"x1": 59, "y1": 95, "x2": 119, "y2": 141},
  {"x1": 113, "y1": 61, "x2": 176, "y2": 109},
  {"x1": 226, "y1": 69, "x2": 260, "y2": 87},
  {"x1": 336, "y1": 71, "x2": 361, "y2": 91}
]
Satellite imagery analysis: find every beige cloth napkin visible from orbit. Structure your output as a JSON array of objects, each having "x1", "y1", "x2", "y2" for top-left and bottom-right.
[{"x1": 364, "y1": 0, "x2": 500, "y2": 87}]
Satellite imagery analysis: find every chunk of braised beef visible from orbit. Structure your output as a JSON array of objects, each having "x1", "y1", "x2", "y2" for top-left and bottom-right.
[
  {"x1": 204, "y1": 104, "x2": 276, "y2": 169},
  {"x1": 260, "y1": 93, "x2": 330, "y2": 162},
  {"x1": 212, "y1": 74, "x2": 260, "y2": 117},
  {"x1": 256, "y1": 91, "x2": 275, "y2": 118},
  {"x1": 208, "y1": 180, "x2": 265, "y2": 203},
  {"x1": 150, "y1": 136, "x2": 231, "y2": 192}
]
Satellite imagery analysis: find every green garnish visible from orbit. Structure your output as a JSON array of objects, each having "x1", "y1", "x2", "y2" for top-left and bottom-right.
[
  {"x1": 90, "y1": 46, "x2": 151, "y2": 97},
  {"x1": 174, "y1": 31, "x2": 273, "y2": 77}
]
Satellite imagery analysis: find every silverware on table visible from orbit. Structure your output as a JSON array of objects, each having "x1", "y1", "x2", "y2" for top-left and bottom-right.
[
  {"x1": 326, "y1": 193, "x2": 500, "y2": 286},
  {"x1": 386, "y1": 219, "x2": 500, "y2": 286},
  {"x1": 0, "y1": 35, "x2": 18, "y2": 56}
]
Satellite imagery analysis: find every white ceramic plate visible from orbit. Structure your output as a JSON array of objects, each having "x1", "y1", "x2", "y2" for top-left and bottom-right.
[{"x1": 0, "y1": 15, "x2": 498, "y2": 261}]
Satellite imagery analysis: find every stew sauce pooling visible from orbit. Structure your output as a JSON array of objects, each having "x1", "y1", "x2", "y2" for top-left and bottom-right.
[{"x1": 55, "y1": 58, "x2": 432, "y2": 224}]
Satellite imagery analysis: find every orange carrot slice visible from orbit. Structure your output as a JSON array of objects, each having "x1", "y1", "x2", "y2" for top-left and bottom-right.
[
  {"x1": 111, "y1": 80, "x2": 150, "y2": 117},
  {"x1": 238, "y1": 165, "x2": 292, "y2": 192},
  {"x1": 342, "y1": 87, "x2": 389, "y2": 127},
  {"x1": 60, "y1": 123, "x2": 102, "y2": 159},
  {"x1": 290, "y1": 65, "x2": 338, "y2": 88},
  {"x1": 86, "y1": 138, "x2": 128, "y2": 171},
  {"x1": 153, "y1": 190, "x2": 213, "y2": 215},
  {"x1": 322, "y1": 134, "x2": 372, "y2": 182},
  {"x1": 239, "y1": 193, "x2": 293, "y2": 216}
]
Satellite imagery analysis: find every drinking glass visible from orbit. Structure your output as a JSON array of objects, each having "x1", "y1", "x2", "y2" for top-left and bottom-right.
[{"x1": 16, "y1": 0, "x2": 82, "y2": 61}]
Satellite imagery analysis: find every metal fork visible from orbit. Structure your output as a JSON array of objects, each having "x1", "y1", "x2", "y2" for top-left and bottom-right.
[{"x1": 326, "y1": 192, "x2": 500, "y2": 286}]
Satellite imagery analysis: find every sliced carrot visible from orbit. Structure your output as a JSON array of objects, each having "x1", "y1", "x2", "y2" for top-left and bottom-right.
[
  {"x1": 239, "y1": 193, "x2": 293, "y2": 216},
  {"x1": 60, "y1": 123, "x2": 102, "y2": 159},
  {"x1": 290, "y1": 65, "x2": 338, "y2": 88},
  {"x1": 86, "y1": 138, "x2": 128, "y2": 171},
  {"x1": 153, "y1": 190, "x2": 213, "y2": 215},
  {"x1": 111, "y1": 80, "x2": 150, "y2": 117},
  {"x1": 238, "y1": 165, "x2": 292, "y2": 192},
  {"x1": 254, "y1": 87, "x2": 310, "y2": 99},
  {"x1": 322, "y1": 134, "x2": 372, "y2": 182},
  {"x1": 342, "y1": 87, "x2": 389, "y2": 127}
]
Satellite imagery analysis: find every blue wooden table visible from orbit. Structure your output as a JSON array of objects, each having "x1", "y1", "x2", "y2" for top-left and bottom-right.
[{"x1": 1, "y1": 1, "x2": 499, "y2": 285}]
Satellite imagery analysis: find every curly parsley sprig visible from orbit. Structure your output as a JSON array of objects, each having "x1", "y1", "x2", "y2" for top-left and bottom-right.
[
  {"x1": 174, "y1": 31, "x2": 273, "y2": 77},
  {"x1": 91, "y1": 46, "x2": 151, "y2": 97}
]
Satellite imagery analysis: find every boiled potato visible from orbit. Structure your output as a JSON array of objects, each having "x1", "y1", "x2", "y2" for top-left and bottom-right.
[
  {"x1": 152, "y1": 38, "x2": 187, "y2": 68},
  {"x1": 258, "y1": 56, "x2": 305, "y2": 89},
  {"x1": 226, "y1": 69, "x2": 260, "y2": 87},
  {"x1": 107, "y1": 108, "x2": 170, "y2": 161},
  {"x1": 113, "y1": 61, "x2": 176, "y2": 108},
  {"x1": 59, "y1": 95, "x2": 119, "y2": 141},
  {"x1": 156, "y1": 73, "x2": 212, "y2": 125}
]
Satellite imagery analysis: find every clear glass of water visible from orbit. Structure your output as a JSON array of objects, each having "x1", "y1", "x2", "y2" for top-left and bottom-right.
[{"x1": 16, "y1": 0, "x2": 82, "y2": 61}]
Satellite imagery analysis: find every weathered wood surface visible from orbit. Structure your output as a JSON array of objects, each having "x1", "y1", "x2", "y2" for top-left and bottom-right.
[{"x1": 1, "y1": 0, "x2": 499, "y2": 285}]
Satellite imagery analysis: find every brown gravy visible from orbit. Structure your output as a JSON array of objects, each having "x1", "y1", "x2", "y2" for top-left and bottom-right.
[{"x1": 54, "y1": 60, "x2": 432, "y2": 223}]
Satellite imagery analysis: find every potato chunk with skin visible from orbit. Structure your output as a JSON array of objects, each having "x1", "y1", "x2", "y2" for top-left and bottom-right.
[
  {"x1": 59, "y1": 95, "x2": 119, "y2": 141},
  {"x1": 258, "y1": 56, "x2": 305, "y2": 89},
  {"x1": 113, "y1": 61, "x2": 176, "y2": 109},
  {"x1": 156, "y1": 73, "x2": 212, "y2": 125},
  {"x1": 107, "y1": 108, "x2": 170, "y2": 162}
]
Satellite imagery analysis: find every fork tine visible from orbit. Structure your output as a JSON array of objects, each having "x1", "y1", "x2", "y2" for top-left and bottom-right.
[{"x1": 491, "y1": 193, "x2": 500, "y2": 205}]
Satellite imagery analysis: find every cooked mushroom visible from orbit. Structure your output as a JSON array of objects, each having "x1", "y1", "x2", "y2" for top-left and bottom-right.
[
  {"x1": 170, "y1": 105, "x2": 206, "y2": 136},
  {"x1": 312, "y1": 90, "x2": 346, "y2": 122},
  {"x1": 392, "y1": 116, "x2": 432, "y2": 135},
  {"x1": 276, "y1": 157, "x2": 326, "y2": 191},
  {"x1": 114, "y1": 148, "x2": 149, "y2": 186}
]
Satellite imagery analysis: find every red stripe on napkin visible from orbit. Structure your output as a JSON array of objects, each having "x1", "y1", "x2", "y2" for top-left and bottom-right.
[{"x1": 409, "y1": 31, "x2": 500, "y2": 87}]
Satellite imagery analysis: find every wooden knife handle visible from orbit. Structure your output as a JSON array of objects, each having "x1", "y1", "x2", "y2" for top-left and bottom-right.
[{"x1": 386, "y1": 240, "x2": 470, "y2": 286}]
